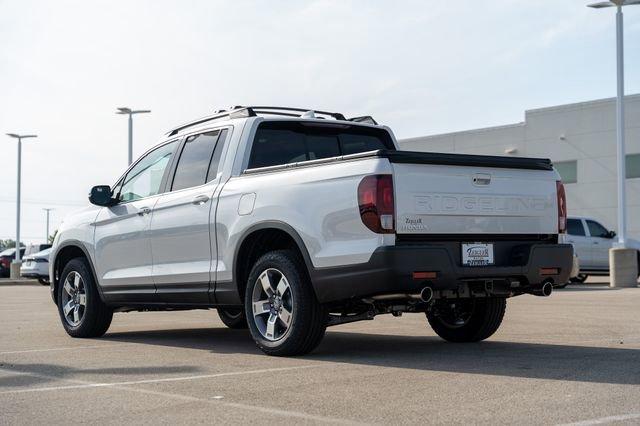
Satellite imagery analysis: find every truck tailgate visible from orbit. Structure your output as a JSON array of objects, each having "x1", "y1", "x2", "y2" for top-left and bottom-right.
[{"x1": 390, "y1": 153, "x2": 559, "y2": 235}]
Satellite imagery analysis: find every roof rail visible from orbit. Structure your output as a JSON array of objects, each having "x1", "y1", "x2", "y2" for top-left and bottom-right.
[{"x1": 166, "y1": 106, "x2": 372, "y2": 136}]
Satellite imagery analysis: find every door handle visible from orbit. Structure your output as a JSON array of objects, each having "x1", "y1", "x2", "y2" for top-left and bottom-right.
[
  {"x1": 593, "y1": 241, "x2": 599, "y2": 245},
  {"x1": 192, "y1": 195, "x2": 210, "y2": 205},
  {"x1": 137, "y1": 206, "x2": 151, "y2": 216}
]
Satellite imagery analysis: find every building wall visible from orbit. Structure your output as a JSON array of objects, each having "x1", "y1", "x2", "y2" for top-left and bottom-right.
[{"x1": 399, "y1": 94, "x2": 640, "y2": 239}]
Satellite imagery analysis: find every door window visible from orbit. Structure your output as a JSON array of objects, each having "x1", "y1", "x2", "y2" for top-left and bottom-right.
[
  {"x1": 567, "y1": 219, "x2": 585, "y2": 236},
  {"x1": 119, "y1": 140, "x2": 178, "y2": 202},
  {"x1": 171, "y1": 131, "x2": 220, "y2": 191},
  {"x1": 586, "y1": 220, "x2": 609, "y2": 238},
  {"x1": 206, "y1": 129, "x2": 228, "y2": 182}
]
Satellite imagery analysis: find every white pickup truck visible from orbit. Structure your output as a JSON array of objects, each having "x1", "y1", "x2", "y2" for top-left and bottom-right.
[{"x1": 49, "y1": 106, "x2": 573, "y2": 356}]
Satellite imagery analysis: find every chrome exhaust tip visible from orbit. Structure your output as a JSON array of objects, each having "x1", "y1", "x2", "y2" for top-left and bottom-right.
[
  {"x1": 420, "y1": 287, "x2": 433, "y2": 303},
  {"x1": 541, "y1": 281, "x2": 553, "y2": 297}
]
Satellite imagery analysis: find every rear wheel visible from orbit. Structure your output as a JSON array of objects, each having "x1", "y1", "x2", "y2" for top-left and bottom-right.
[
  {"x1": 57, "y1": 258, "x2": 112, "y2": 338},
  {"x1": 245, "y1": 250, "x2": 327, "y2": 356},
  {"x1": 217, "y1": 307, "x2": 248, "y2": 329},
  {"x1": 426, "y1": 297, "x2": 506, "y2": 343}
]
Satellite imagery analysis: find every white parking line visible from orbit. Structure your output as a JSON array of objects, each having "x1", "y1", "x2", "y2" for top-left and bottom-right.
[
  {"x1": 557, "y1": 413, "x2": 640, "y2": 426},
  {"x1": 0, "y1": 365, "x2": 317, "y2": 395},
  {"x1": 0, "y1": 344, "x2": 130, "y2": 355}
]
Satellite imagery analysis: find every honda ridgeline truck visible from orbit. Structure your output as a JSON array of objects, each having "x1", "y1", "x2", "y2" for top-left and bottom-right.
[{"x1": 49, "y1": 106, "x2": 573, "y2": 356}]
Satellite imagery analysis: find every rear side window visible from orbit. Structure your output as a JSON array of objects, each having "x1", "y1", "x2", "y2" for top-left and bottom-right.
[
  {"x1": 172, "y1": 131, "x2": 220, "y2": 191},
  {"x1": 247, "y1": 122, "x2": 392, "y2": 169},
  {"x1": 567, "y1": 219, "x2": 585, "y2": 236}
]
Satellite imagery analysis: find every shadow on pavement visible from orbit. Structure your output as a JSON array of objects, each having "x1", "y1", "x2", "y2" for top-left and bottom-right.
[
  {"x1": 98, "y1": 327, "x2": 640, "y2": 386},
  {"x1": 0, "y1": 363, "x2": 200, "y2": 389}
]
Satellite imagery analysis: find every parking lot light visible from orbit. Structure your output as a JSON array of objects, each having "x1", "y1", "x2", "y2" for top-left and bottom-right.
[
  {"x1": 116, "y1": 107, "x2": 151, "y2": 166},
  {"x1": 587, "y1": 0, "x2": 640, "y2": 247},
  {"x1": 6, "y1": 133, "x2": 38, "y2": 267}
]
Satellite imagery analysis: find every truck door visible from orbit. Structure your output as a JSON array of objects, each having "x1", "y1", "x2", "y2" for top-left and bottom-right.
[
  {"x1": 565, "y1": 218, "x2": 591, "y2": 268},
  {"x1": 149, "y1": 129, "x2": 228, "y2": 303},
  {"x1": 586, "y1": 219, "x2": 614, "y2": 269}
]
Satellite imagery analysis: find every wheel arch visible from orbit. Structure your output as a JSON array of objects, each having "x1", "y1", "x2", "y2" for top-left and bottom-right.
[
  {"x1": 52, "y1": 241, "x2": 103, "y2": 305},
  {"x1": 232, "y1": 221, "x2": 318, "y2": 303}
]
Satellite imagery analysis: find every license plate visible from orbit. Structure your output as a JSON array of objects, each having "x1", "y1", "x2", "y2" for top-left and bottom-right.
[{"x1": 462, "y1": 243, "x2": 494, "y2": 266}]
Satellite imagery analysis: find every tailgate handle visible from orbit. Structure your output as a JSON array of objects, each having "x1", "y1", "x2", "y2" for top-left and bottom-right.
[{"x1": 472, "y1": 173, "x2": 491, "y2": 186}]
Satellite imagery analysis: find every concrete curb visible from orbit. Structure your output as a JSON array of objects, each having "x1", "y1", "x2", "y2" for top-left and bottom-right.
[{"x1": 0, "y1": 279, "x2": 41, "y2": 286}]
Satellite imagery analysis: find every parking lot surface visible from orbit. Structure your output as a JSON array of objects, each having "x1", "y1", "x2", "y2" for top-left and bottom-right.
[{"x1": 1, "y1": 281, "x2": 639, "y2": 425}]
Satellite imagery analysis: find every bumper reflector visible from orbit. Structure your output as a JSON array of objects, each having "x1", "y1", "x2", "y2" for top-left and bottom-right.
[
  {"x1": 413, "y1": 271, "x2": 437, "y2": 280},
  {"x1": 540, "y1": 268, "x2": 560, "y2": 276}
]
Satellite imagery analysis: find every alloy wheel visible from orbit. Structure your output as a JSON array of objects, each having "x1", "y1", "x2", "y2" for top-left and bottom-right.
[
  {"x1": 251, "y1": 268, "x2": 293, "y2": 341},
  {"x1": 61, "y1": 271, "x2": 86, "y2": 326}
]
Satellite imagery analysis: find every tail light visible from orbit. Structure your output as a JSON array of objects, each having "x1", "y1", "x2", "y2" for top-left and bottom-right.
[
  {"x1": 358, "y1": 175, "x2": 394, "y2": 234},
  {"x1": 556, "y1": 180, "x2": 567, "y2": 233}
]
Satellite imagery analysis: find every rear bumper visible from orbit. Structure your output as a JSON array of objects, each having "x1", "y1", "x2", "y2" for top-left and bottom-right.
[{"x1": 311, "y1": 242, "x2": 573, "y2": 303}]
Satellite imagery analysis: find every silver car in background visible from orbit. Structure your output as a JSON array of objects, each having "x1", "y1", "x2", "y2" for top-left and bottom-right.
[{"x1": 20, "y1": 248, "x2": 51, "y2": 285}]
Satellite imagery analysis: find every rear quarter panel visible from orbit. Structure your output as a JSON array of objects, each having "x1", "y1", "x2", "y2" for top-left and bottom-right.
[{"x1": 215, "y1": 157, "x2": 394, "y2": 283}]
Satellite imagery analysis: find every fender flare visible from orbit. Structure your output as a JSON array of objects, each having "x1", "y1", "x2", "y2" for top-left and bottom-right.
[{"x1": 52, "y1": 240, "x2": 105, "y2": 303}]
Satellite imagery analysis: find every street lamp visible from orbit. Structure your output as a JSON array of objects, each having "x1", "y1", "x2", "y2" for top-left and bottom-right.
[
  {"x1": 43, "y1": 208, "x2": 54, "y2": 243},
  {"x1": 116, "y1": 107, "x2": 151, "y2": 165},
  {"x1": 6, "y1": 133, "x2": 37, "y2": 269},
  {"x1": 588, "y1": 0, "x2": 640, "y2": 247}
]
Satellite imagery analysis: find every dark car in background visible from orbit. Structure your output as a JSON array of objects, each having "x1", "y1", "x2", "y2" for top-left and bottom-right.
[{"x1": 0, "y1": 248, "x2": 26, "y2": 277}]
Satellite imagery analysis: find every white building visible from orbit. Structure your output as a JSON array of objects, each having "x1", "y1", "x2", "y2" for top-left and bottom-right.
[{"x1": 399, "y1": 95, "x2": 640, "y2": 239}]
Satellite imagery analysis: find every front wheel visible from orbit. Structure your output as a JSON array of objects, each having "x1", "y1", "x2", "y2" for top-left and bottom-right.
[
  {"x1": 245, "y1": 250, "x2": 327, "y2": 356},
  {"x1": 57, "y1": 258, "x2": 112, "y2": 338},
  {"x1": 426, "y1": 297, "x2": 506, "y2": 343},
  {"x1": 570, "y1": 274, "x2": 588, "y2": 283}
]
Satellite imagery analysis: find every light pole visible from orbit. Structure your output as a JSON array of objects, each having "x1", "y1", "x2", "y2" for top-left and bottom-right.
[
  {"x1": 588, "y1": 0, "x2": 640, "y2": 247},
  {"x1": 43, "y1": 208, "x2": 54, "y2": 243},
  {"x1": 116, "y1": 107, "x2": 151, "y2": 165},
  {"x1": 6, "y1": 133, "x2": 37, "y2": 269}
]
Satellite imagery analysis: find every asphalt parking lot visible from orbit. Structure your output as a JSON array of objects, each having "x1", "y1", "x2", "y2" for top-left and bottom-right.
[{"x1": 1, "y1": 280, "x2": 639, "y2": 425}]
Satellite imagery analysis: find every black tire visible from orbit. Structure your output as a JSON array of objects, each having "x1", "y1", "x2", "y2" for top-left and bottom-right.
[
  {"x1": 570, "y1": 274, "x2": 588, "y2": 283},
  {"x1": 38, "y1": 278, "x2": 49, "y2": 286},
  {"x1": 244, "y1": 250, "x2": 327, "y2": 356},
  {"x1": 427, "y1": 297, "x2": 506, "y2": 343},
  {"x1": 57, "y1": 258, "x2": 112, "y2": 338},
  {"x1": 217, "y1": 307, "x2": 248, "y2": 329}
]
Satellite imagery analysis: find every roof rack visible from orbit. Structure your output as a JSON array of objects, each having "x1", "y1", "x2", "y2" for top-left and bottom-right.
[{"x1": 166, "y1": 106, "x2": 376, "y2": 136}]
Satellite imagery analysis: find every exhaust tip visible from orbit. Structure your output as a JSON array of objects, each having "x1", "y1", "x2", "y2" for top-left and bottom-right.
[
  {"x1": 420, "y1": 287, "x2": 433, "y2": 303},
  {"x1": 541, "y1": 280, "x2": 553, "y2": 297}
]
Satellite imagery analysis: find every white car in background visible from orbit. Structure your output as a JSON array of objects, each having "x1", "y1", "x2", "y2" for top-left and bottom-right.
[
  {"x1": 20, "y1": 248, "x2": 51, "y2": 285},
  {"x1": 563, "y1": 216, "x2": 639, "y2": 283}
]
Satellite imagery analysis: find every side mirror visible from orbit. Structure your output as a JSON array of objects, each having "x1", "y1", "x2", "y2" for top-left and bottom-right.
[
  {"x1": 89, "y1": 185, "x2": 116, "y2": 206},
  {"x1": 608, "y1": 230, "x2": 617, "y2": 239}
]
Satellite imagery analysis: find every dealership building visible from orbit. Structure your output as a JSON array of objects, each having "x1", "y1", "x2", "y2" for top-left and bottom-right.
[{"x1": 399, "y1": 94, "x2": 640, "y2": 239}]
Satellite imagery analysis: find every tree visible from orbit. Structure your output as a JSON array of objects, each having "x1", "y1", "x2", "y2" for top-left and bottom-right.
[{"x1": 0, "y1": 239, "x2": 25, "y2": 251}]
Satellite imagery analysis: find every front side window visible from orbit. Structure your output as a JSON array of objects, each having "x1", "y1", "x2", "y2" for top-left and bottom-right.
[
  {"x1": 247, "y1": 122, "x2": 392, "y2": 169},
  {"x1": 119, "y1": 140, "x2": 178, "y2": 202},
  {"x1": 171, "y1": 131, "x2": 220, "y2": 191},
  {"x1": 567, "y1": 218, "x2": 585, "y2": 236},
  {"x1": 586, "y1": 220, "x2": 609, "y2": 238}
]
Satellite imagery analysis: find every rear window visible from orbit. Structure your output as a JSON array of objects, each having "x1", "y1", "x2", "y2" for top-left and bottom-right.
[{"x1": 247, "y1": 122, "x2": 393, "y2": 169}]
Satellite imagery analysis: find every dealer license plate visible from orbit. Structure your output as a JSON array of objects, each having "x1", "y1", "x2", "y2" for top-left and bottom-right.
[{"x1": 462, "y1": 243, "x2": 494, "y2": 266}]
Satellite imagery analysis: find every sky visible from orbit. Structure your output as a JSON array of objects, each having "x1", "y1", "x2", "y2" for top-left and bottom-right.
[{"x1": 1, "y1": 0, "x2": 639, "y2": 244}]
